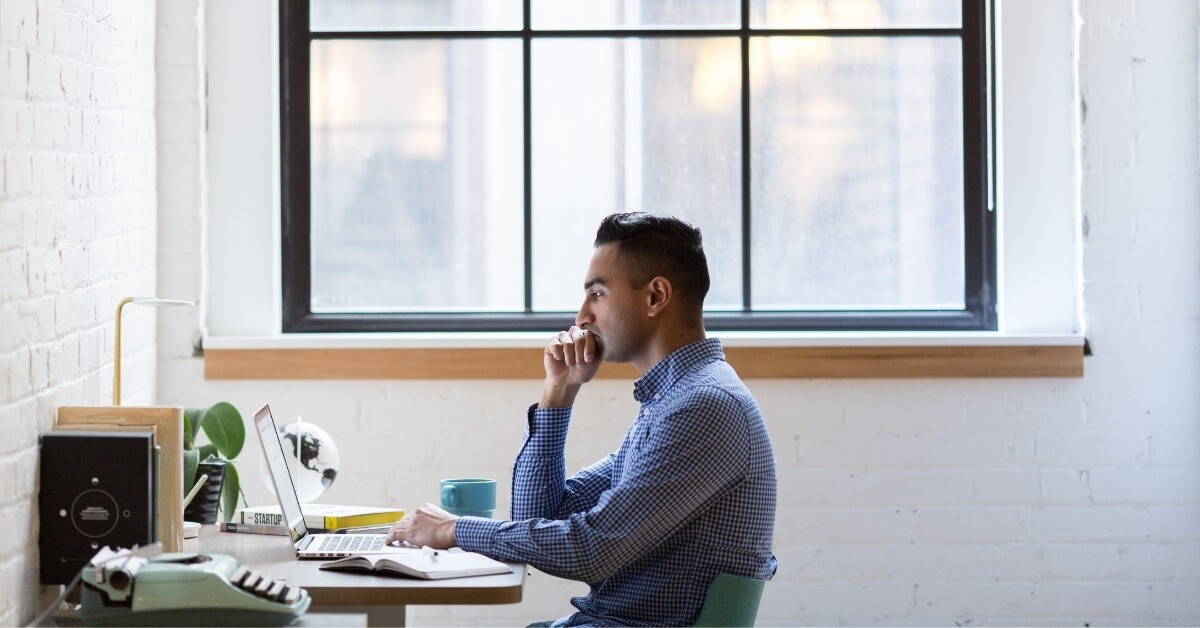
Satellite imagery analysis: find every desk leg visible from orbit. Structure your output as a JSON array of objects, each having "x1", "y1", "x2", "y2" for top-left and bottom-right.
[{"x1": 311, "y1": 604, "x2": 406, "y2": 627}]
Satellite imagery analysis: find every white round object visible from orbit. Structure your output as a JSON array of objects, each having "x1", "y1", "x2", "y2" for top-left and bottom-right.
[{"x1": 261, "y1": 420, "x2": 341, "y2": 503}]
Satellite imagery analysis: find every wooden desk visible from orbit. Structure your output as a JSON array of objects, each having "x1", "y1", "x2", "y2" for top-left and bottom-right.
[
  {"x1": 47, "y1": 610, "x2": 369, "y2": 627},
  {"x1": 188, "y1": 525, "x2": 525, "y2": 626}
]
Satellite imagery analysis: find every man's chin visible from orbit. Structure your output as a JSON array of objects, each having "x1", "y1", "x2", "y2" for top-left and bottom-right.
[
  {"x1": 590, "y1": 334, "x2": 607, "y2": 361},
  {"x1": 597, "y1": 346, "x2": 631, "y2": 365}
]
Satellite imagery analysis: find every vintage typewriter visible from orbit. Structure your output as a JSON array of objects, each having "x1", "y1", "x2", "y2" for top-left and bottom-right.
[{"x1": 79, "y1": 546, "x2": 311, "y2": 626}]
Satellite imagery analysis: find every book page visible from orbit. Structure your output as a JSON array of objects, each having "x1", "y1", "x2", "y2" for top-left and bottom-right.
[
  {"x1": 385, "y1": 550, "x2": 509, "y2": 578},
  {"x1": 324, "y1": 549, "x2": 508, "y2": 579}
]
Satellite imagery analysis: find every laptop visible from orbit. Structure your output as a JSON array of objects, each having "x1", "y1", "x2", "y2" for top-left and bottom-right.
[{"x1": 254, "y1": 404, "x2": 395, "y2": 559}]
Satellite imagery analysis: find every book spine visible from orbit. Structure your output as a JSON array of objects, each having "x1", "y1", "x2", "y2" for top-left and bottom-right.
[
  {"x1": 237, "y1": 510, "x2": 286, "y2": 527},
  {"x1": 220, "y1": 521, "x2": 289, "y2": 536},
  {"x1": 323, "y1": 511, "x2": 404, "y2": 530}
]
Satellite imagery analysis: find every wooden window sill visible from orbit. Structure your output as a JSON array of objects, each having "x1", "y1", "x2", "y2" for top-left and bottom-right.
[{"x1": 202, "y1": 334, "x2": 1084, "y2": 379}]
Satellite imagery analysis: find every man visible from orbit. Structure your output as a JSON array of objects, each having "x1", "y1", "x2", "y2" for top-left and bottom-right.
[{"x1": 389, "y1": 212, "x2": 777, "y2": 626}]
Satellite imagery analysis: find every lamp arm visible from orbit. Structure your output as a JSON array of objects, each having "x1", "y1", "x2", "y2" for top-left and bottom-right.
[{"x1": 113, "y1": 297, "x2": 134, "y2": 405}]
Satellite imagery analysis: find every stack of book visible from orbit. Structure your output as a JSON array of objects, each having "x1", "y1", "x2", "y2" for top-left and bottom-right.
[{"x1": 220, "y1": 504, "x2": 404, "y2": 535}]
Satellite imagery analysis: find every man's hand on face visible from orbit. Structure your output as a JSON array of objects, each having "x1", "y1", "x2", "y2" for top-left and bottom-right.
[
  {"x1": 541, "y1": 326, "x2": 603, "y2": 407},
  {"x1": 386, "y1": 503, "x2": 459, "y2": 549}
]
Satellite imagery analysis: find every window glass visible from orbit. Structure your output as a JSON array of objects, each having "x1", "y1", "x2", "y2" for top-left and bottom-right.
[
  {"x1": 286, "y1": 0, "x2": 992, "y2": 331},
  {"x1": 750, "y1": 0, "x2": 962, "y2": 29},
  {"x1": 310, "y1": 39, "x2": 525, "y2": 312},
  {"x1": 532, "y1": 0, "x2": 739, "y2": 30},
  {"x1": 310, "y1": 0, "x2": 523, "y2": 31},
  {"x1": 750, "y1": 36, "x2": 964, "y2": 309},
  {"x1": 530, "y1": 38, "x2": 743, "y2": 311}
]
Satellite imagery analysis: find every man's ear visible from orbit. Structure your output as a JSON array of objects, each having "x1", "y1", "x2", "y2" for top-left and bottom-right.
[{"x1": 645, "y1": 276, "x2": 672, "y2": 317}]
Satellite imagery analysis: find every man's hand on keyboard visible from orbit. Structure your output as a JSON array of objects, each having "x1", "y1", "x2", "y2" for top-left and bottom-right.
[{"x1": 386, "y1": 503, "x2": 458, "y2": 549}]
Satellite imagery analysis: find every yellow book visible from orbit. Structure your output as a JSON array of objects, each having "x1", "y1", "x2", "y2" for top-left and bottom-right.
[{"x1": 235, "y1": 504, "x2": 404, "y2": 531}]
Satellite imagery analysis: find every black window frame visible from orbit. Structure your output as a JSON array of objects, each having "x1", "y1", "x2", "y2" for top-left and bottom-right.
[{"x1": 280, "y1": 0, "x2": 995, "y2": 333}]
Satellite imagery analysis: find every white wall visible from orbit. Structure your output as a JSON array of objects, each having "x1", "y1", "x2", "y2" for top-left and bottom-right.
[
  {"x1": 162, "y1": 1, "x2": 1200, "y2": 625},
  {"x1": 0, "y1": 1, "x2": 162, "y2": 624}
]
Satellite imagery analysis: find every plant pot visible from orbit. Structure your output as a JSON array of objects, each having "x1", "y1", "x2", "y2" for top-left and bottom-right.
[{"x1": 184, "y1": 461, "x2": 227, "y2": 524}]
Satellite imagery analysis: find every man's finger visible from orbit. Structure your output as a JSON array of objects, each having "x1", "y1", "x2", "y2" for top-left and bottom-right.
[
  {"x1": 546, "y1": 332, "x2": 571, "y2": 363},
  {"x1": 559, "y1": 331, "x2": 578, "y2": 366},
  {"x1": 566, "y1": 328, "x2": 585, "y2": 366},
  {"x1": 571, "y1": 327, "x2": 597, "y2": 366},
  {"x1": 581, "y1": 329, "x2": 596, "y2": 363}
]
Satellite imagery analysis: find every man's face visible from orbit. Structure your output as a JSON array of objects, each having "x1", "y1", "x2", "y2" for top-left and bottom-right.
[{"x1": 575, "y1": 243, "x2": 653, "y2": 365}]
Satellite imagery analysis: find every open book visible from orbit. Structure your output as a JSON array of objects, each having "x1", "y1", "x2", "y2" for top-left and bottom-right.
[{"x1": 319, "y1": 548, "x2": 510, "y2": 580}]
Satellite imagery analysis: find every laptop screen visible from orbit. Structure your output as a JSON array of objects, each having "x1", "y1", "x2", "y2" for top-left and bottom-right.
[{"x1": 254, "y1": 404, "x2": 309, "y2": 543}]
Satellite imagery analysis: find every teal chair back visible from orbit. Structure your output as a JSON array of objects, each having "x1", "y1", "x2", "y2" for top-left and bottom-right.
[{"x1": 694, "y1": 573, "x2": 765, "y2": 627}]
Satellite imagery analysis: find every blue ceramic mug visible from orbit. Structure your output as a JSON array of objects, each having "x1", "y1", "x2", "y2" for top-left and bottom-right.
[{"x1": 440, "y1": 478, "x2": 496, "y2": 518}]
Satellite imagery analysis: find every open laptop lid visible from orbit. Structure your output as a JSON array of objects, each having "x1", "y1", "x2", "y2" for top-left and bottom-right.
[{"x1": 254, "y1": 404, "x2": 310, "y2": 545}]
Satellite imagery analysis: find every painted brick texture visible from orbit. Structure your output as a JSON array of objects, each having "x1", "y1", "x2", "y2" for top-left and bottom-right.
[{"x1": 0, "y1": 1, "x2": 158, "y2": 624}]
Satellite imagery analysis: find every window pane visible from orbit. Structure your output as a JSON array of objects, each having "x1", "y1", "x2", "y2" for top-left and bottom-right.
[
  {"x1": 310, "y1": 39, "x2": 524, "y2": 312},
  {"x1": 531, "y1": 38, "x2": 743, "y2": 311},
  {"x1": 751, "y1": 0, "x2": 961, "y2": 29},
  {"x1": 532, "y1": 0, "x2": 739, "y2": 30},
  {"x1": 310, "y1": 0, "x2": 522, "y2": 32},
  {"x1": 751, "y1": 36, "x2": 964, "y2": 310}
]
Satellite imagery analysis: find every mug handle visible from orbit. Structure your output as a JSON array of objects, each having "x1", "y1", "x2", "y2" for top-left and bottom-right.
[{"x1": 441, "y1": 484, "x2": 459, "y2": 508}]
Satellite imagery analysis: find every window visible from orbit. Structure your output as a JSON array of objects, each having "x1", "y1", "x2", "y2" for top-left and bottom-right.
[{"x1": 280, "y1": 0, "x2": 993, "y2": 333}]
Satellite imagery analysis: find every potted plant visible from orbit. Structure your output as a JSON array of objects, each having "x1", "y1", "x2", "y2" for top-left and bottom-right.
[{"x1": 183, "y1": 402, "x2": 246, "y2": 523}]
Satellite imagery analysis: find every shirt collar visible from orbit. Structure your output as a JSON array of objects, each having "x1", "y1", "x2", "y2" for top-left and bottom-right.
[{"x1": 632, "y1": 337, "x2": 725, "y2": 404}]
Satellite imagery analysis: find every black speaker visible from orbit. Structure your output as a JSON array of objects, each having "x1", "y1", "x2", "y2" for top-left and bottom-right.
[{"x1": 39, "y1": 431, "x2": 156, "y2": 584}]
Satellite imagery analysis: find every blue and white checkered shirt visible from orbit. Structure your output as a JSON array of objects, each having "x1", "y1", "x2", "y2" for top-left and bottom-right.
[{"x1": 456, "y1": 338, "x2": 777, "y2": 626}]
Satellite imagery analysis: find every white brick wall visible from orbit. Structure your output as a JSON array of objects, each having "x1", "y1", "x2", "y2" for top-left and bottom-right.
[{"x1": 0, "y1": 1, "x2": 159, "y2": 624}]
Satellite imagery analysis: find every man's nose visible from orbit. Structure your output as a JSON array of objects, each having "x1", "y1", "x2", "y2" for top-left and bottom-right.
[{"x1": 575, "y1": 301, "x2": 593, "y2": 328}]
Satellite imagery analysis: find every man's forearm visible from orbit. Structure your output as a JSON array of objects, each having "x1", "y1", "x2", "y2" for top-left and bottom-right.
[
  {"x1": 512, "y1": 404, "x2": 612, "y2": 520},
  {"x1": 511, "y1": 405, "x2": 573, "y2": 520},
  {"x1": 539, "y1": 382, "x2": 582, "y2": 409}
]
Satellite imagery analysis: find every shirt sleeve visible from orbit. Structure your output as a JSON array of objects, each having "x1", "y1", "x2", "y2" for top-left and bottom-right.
[
  {"x1": 511, "y1": 404, "x2": 615, "y2": 520},
  {"x1": 456, "y1": 389, "x2": 750, "y2": 584},
  {"x1": 455, "y1": 403, "x2": 615, "y2": 554}
]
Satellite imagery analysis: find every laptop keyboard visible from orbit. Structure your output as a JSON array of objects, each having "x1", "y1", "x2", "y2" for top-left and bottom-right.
[{"x1": 316, "y1": 534, "x2": 386, "y2": 553}]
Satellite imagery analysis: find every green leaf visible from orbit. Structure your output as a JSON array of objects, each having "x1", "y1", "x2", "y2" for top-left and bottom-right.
[
  {"x1": 183, "y1": 407, "x2": 205, "y2": 441},
  {"x1": 182, "y1": 418, "x2": 195, "y2": 451},
  {"x1": 220, "y1": 463, "x2": 240, "y2": 522},
  {"x1": 197, "y1": 443, "x2": 218, "y2": 461},
  {"x1": 183, "y1": 448, "x2": 199, "y2": 492},
  {"x1": 199, "y1": 402, "x2": 246, "y2": 460}
]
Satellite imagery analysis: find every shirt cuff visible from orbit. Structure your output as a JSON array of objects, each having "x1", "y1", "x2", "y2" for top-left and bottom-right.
[
  {"x1": 454, "y1": 516, "x2": 506, "y2": 555},
  {"x1": 524, "y1": 403, "x2": 572, "y2": 453}
]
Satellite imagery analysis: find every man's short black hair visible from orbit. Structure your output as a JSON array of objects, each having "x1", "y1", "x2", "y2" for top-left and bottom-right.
[{"x1": 594, "y1": 212, "x2": 711, "y2": 314}]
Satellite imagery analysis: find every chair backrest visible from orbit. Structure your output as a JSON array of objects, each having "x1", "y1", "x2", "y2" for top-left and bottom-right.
[{"x1": 694, "y1": 573, "x2": 766, "y2": 627}]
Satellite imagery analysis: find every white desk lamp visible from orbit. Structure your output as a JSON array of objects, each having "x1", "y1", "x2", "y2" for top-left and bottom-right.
[{"x1": 113, "y1": 296, "x2": 194, "y2": 405}]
